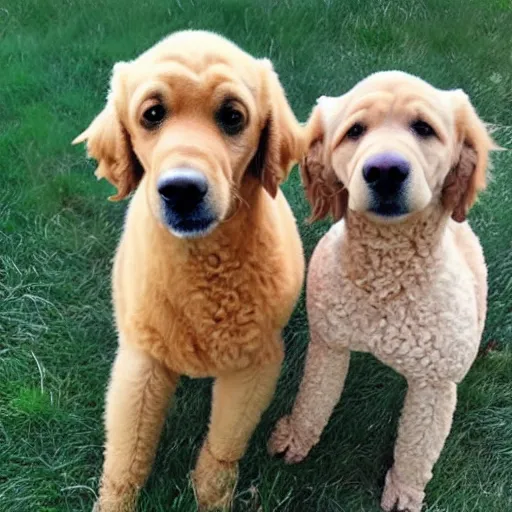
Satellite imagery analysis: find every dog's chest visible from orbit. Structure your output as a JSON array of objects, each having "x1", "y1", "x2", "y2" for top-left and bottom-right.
[
  {"x1": 308, "y1": 236, "x2": 480, "y2": 383},
  {"x1": 358, "y1": 287, "x2": 477, "y2": 382},
  {"x1": 142, "y1": 243, "x2": 291, "y2": 376}
]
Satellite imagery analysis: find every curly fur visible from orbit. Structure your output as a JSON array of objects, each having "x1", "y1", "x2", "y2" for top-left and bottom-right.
[
  {"x1": 74, "y1": 30, "x2": 305, "y2": 511},
  {"x1": 269, "y1": 71, "x2": 497, "y2": 512}
]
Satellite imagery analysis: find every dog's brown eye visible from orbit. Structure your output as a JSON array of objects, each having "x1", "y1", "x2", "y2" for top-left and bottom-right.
[
  {"x1": 142, "y1": 104, "x2": 166, "y2": 128},
  {"x1": 216, "y1": 102, "x2": 246, "y2": 136},
  {"x1": 411, "y1": 120, "x2": 436, "y2": 138},
  {"x1": 346, "y1": 123, "x2": 366, "y2": 141}
]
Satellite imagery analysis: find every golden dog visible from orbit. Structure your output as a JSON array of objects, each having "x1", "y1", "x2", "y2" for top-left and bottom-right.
[
  {"x1": 269, "y1": 71, "x2": 497, "y2": 512},
  {"x1": 74, "y1": 30, "x2": 305, "y2": 511}
]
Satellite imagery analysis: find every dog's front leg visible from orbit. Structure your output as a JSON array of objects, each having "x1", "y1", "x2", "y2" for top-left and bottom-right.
[
  {"x1": 268, "y1": 330, "x2": 351, "y2": 464},
  {"x1": 191, "y1": 357, "x2": 282, "y2": 511},
  {"x1": 381, "y1": 380, "x2": 457, "y2": 512},
  {"x1": 94, "y1": 343, "x2": 179, "y2": 512}
]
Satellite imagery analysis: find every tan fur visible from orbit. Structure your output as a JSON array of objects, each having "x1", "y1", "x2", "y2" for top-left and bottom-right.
[
  {"x1": 268, "y1": 71, "x2": 497, "y2": 512},
  {"x1": 74, "y1": 30, "x2": 305, "y2": 511}
]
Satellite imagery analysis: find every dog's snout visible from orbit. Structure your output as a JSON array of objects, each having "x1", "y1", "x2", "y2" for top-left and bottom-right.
[
  {"x1": 363, "y1": 152, "x2": 410, "y2": 191},
  {"x1": 157, "y1": 169, "x2": 208, "y2": 213},
  {"x1": 157, "y1": 168, "x2": 218, "y2": 238}
]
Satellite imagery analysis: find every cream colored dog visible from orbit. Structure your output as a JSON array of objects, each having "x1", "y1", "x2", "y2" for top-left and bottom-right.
[
  {"x1": 74, "y1": 30, "x2": 305, "y2": 511},
  {"x1": 269, "y1": 71, "x2": 497, "y2": 512}
]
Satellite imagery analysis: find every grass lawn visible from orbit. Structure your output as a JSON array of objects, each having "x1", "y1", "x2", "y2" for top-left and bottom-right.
[{"x1": 1, "y1": 0, "x2": 512, "y2": 511}]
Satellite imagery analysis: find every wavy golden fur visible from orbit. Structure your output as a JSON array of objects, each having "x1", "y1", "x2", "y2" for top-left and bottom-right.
[{"x1": 74, "y1": 30, "x2": 305, "y2": 511}]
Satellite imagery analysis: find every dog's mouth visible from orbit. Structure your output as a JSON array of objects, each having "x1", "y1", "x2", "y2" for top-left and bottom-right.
[
  {"x1": 162, "y1": 206, "x2": 219, "y2": 239},
  {"x1": 367, "y1": 182, "x2": 410, "y2": 219},
  {"x1": 369, "y1": 199, "x2": 409, "y2": 218}
]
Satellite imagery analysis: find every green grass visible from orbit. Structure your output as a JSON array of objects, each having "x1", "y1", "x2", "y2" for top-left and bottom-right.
[{"x1": 1, "y1": 0, "x2": 511, "y2": 510}]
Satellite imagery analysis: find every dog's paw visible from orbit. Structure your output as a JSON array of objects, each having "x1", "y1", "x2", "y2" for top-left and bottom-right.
[
  {"x1": 381, "y1": 468, "x2": 425, "y2": 512},
  {"x1": 192, "y1": 445, "x2": 238, "y2": 511},
  {"x1": 92, "y1": 478, "x2": 138, "y2": 512},
  {"x1": 267, "y1": 415, "x2": 315, "y2": 464},
  {"x1": 92, "y1": 498, "x2": 135, "y2": 512}
]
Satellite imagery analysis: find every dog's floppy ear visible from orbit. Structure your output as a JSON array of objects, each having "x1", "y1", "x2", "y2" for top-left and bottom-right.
[
  {"x1": 442, "y1": 90, "x2": 499, "y2": 222},
  {"x1": 301, "y1": 96, "x2": 348, "y2": 222},
  {"x1": 72, "y1": 62, "x2": 143, "y2": 201},
  {"x1": 249, "y1": 60, "x2": 304, "y2": 198}
]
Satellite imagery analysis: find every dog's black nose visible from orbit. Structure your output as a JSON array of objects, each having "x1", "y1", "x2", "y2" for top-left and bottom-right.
[
  {"x1": 363, "y1": 152, "x2": 410, "y2": 194},
  {"x1": 157, "y1": 169, "x2": 208, "y2": 214}
]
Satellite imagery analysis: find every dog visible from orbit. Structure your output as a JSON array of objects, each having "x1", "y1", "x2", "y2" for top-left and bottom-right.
[
  {"x1": 268, "y1": 71, "x2": 497, "y2": 512},
  {"x1": 73, "y1": 30, "x2": 305, "y2": 511}
]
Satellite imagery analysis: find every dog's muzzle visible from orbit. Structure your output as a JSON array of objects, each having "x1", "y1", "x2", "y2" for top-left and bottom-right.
[
  {"x1": 157, "y1": 168, "x2": 218, "y2": 238},
  {"x1": 363, "y1": 151, "x2": 410, "y2": 217}
]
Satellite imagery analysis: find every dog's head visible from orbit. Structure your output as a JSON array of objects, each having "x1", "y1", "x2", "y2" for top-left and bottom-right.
[
  {"x1": 73, "y1": 30, "x2": 302, "y2": 238},
  {"x1": 302, "y1": 71, "x2": 497, "y2": 223}
]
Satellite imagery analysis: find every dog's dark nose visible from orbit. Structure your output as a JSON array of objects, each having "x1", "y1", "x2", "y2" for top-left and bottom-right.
[
  {"x1": 363, "y1": 152, "x2": 410, "y2": 193},
  {"x1": 157, "y1": 169, "x2": 208, "y2": 213}
]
